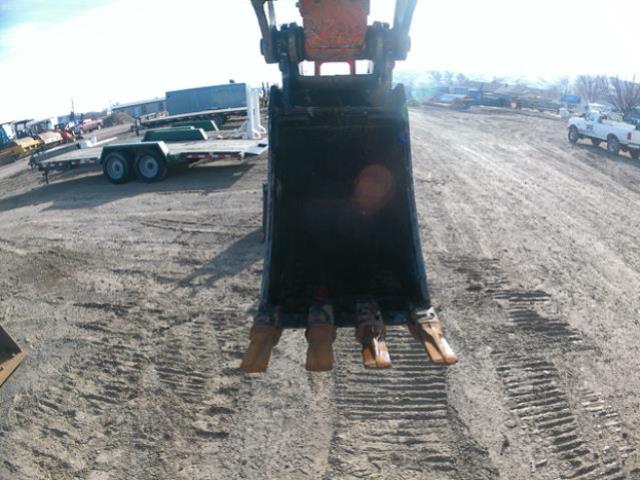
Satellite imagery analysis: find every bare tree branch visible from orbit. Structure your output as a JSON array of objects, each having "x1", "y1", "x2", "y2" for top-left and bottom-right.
[
  {"x1": 606, "y1": 76, "x2": 640, "y2": 113},
  {"x1": 573, "y1": 75, "x2": 608, "y2": 103}
]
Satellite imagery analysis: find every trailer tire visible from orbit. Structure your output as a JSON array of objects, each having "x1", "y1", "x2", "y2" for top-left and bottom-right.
[
  {"x1": 631, "y1": 149, "x2": 640, "y2": 160},
  {"x1": 568, "y1": 126, "x2": 579, "y2": 144},
  {"x1": 135, "y1": 151, "x2": 167, "y2": 183},
  {"x1": 607, "y1": 135, "x2": 620, "y2": 155},
  {"x1": 591, "y1": 138, "x2": 601, "y2": 147},
  {"x1": 103, "y1": 152, "x2": 131, "y2": 184}
]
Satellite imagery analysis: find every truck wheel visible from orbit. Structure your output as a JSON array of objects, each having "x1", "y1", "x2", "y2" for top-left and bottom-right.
[
  {"x1": 607, "y1": 136, "x2": 620, "y2": 155},
  {"x1": 568, "y1": 126, "x2": 579, "y2": 144},
  {"x1": 135, "y1": 151, "x2": 167, "y2": 182},
  {"x1": 631, "y1": 149, "x2": 640, "y2": 160},
  {"x1": 103, "y1": 152, "x2": 130, "y2": 184},
  {"x1": 591, "y1": 139, "x2": 601, "y2": 147}
]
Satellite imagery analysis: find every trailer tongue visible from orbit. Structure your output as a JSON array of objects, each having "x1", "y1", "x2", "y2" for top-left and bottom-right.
[{"x1": 242, "y1": 0, "x2": 458, "y2": 372}]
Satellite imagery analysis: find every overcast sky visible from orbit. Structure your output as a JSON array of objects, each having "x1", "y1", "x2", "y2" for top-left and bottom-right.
[{"x1": 1, "y1": 0, "x2": 638, "y2": 122}]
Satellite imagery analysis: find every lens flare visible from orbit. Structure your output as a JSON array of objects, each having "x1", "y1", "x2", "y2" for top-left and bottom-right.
[{"x1": 353, "y1": 164, "x2": 395, "y2": 213}]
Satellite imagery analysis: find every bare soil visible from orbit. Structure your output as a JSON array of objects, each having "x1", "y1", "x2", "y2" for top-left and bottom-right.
[{"x1": 0, "y1": 106, "x2": 638, "y2": 480}]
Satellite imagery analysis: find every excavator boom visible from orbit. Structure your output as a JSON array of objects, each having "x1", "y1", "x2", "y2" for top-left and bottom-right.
[{"x1": 242, "y1": 0, "x2": 457, "y2": 372}]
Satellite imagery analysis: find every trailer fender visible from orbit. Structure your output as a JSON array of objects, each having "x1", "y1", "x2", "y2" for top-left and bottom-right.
[
  {"x1": 100, "y1": 141, "x2": 169, "y2": 166},
  {"x1": 100, "y1": 141, "x2": 169, "y2": 167}
]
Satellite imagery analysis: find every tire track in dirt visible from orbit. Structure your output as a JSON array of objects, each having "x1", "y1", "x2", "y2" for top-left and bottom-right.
[
  {"x1": 492, "y1": 352, "x2": 627, "y2": 480},
  {"x1": 444, "y1": 256, "x2": 637, "y2": 479},
  {"x1": 6, "y1": 311, "x2": 152, "y2": 478},
  {"x1": 2, "y1": 301, "x2": 251, "y2": 479},
  {"x1": 324, "y1": 329, "x2": 496, "y2": 480},
  {"x1": 155, "y1": 315, "x2": 218, "y2": 406}
]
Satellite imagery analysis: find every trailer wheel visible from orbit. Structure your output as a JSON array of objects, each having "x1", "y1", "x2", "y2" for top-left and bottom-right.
[
  {"x1": 568, "y1": 126, "x2": 579, "y2": 144},
  {"x1": 103, "y1": 152, "x2": 131, "y2": 184},
  {"x1": 607, "y1": 135, "x2": 620, "y2": 155},
  {"x1": 135, "y1": 151, "x2": 167, "y2": 182},
  {"x1": 591, "y1": 138, "x2": 601, "y2": 147},
  {"x1": 631, "y1": 149, "x2": 640, "y2": 160}
]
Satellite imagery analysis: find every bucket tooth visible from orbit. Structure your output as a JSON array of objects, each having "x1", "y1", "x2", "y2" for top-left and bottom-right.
[
  {"x1": 408, "y1": 308, "x2": 458, "y2": 365},
  {"x1": 355, "y1": 302, "x2": 392, "y2": 369},
  {"x1": 361, "y1": 337, "x2": 392, "y2": 369},
  {"x1": 305, "y1": 301, "x2": 337, "y2": 371},
  {"x1": 240, "y1": 325, "x2": 283, "y2": 373},
  {"x1": 241, "y1": 308, "x2": 283, "y2": 373}
]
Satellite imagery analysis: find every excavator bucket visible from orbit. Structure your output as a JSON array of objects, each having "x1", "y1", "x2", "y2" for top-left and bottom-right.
[
  {"x1": 0, "y1": 324, "x2": 26, "y2": 387},
  {"x1": 243, "y1": 0, "x2": 458, "y2": 372},
  {"x1": 263, "y1": 84, "x2": 429, "y2": 325}
]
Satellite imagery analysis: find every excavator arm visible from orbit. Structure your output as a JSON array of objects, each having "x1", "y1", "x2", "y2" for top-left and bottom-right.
[
  {"x1": 251, "y1": 0, "x2": 415, "y2": 64},
  {"x1": 241, "y1": 0, "x2": 458, "y2": 373}
]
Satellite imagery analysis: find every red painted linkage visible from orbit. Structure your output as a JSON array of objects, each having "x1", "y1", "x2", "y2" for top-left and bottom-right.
[{"x1": 298, "y1": 0, "x2": 370, "y2": 74}]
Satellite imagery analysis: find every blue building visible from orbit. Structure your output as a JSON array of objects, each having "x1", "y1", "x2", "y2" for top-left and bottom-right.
[
  {"x1": 112, "y1": 98, "x2": 166, "y2": 118},
  {"x1": 165, "y1": 83, "x2": 247, "y2": 116}
]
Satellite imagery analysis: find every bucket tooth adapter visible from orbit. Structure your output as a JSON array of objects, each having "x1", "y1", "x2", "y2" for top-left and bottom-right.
[
  {"x1": 0, "y1": 324, "x2": 26, "y2": 388},
  {"x1": 356, "y1": 302, "x2": 392, "y2": 369},
  {"x1": 408, "y1": 308, "x2": 458, "y2": 365},
  {"x1": 245, "y1": 0, "x2": 458, "y2": 371},
  {"x1": 305, "y1": 300, "x2": 337, "y2": 371}
]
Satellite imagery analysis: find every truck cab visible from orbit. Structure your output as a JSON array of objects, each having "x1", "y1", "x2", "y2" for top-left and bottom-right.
[
  {"x1": 580, "y1": 111, "x2": 611, "y2": 140},
  {"x1": 77, "y1": 118, "x2": 102, "y2": 133}
]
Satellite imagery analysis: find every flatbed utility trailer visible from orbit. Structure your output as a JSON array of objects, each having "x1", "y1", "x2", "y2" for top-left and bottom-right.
[{"x1": 36, "y1": 137, "x2": 267, "y2": 184}]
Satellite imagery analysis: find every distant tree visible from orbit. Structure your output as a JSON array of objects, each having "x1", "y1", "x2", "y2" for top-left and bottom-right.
[
  {"x1": 544, "y1": 83, "x2": 562, "y2": 100},
  {"x1": 606, "y1": 76, "x2": 640, "y2": 113},
  {"x1": 428, "y1": 71, "x2": 442, "y2": 84},
  {"x1": 456, "y1": 73, "x2": 468, "y2": 84},
  {"x1": 542, "y1": 77, "x2": 569, "y2": 100},
  {"x1": 491, "y1": 76, "x2": 507, "y2": 87},
  {"x1": 441, "y1": 71, "x2": 455, "y2": 85},
  {"x1": 574, "y1": 75, "x2": 608, "y2": 103}
]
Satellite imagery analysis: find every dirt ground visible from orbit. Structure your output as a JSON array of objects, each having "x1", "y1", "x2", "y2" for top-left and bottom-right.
[{"x1": 0, "y1": 106, "x2": 638, "y2": 480}]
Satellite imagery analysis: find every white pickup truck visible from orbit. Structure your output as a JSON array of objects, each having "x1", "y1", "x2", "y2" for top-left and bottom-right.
[{"x1": 568, "y1": 111, "x2": 640, "y2": 159}]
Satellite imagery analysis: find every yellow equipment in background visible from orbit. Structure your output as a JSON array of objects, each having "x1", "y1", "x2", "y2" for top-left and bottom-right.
[{"x1": 9, "y1": 137, "x2": 42, "y2": 156}]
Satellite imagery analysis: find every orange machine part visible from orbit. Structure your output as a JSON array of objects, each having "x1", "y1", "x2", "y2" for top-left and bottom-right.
[{"x1": 298, "y1": 0, "x2": 370, "y2": 74}]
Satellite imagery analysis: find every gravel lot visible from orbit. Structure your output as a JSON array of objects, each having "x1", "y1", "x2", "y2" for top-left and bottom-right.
[{"x1": 0, "y1": 107, "x2": 638, "y2": 480}]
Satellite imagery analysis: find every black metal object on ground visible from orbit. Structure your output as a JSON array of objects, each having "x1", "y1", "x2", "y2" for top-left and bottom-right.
[{"x1": 0, "y1": 324, "x2": 26, "y2": 388}]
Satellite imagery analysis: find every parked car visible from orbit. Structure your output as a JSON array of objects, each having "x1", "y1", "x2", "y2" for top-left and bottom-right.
[
  {"x1": 623, "y1": 108, "x2": 640, "y2": 127},
  {"x1": 568, "y1": 111, "x2": 640, "y2": 159},
  {"x1": 77, "y1": 118, "x2": 103, "y2": 133}
]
